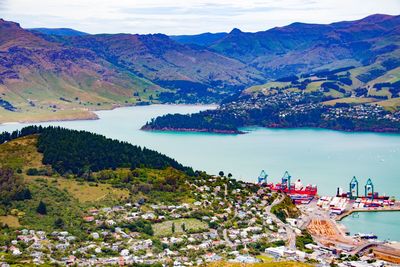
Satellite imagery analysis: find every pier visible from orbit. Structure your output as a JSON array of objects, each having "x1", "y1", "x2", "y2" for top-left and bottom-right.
[{"x1": 336, "y1": 205, "x2": 400, "y2": 221}]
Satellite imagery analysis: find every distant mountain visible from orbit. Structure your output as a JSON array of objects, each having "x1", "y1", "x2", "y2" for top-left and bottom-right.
[
  {"x1": 0, "y1": 18, "x2": 263, "y2": 122},
  {"x1": 40, "y1": 32, "x2": 264, "y2": 102},
  {"x1": 0, "y1": 14, "x2": 399, "y2": 122},
  {"x1": 170, "y1": 32, "x2": 228, "y2": 47},
  {"x1": 29, "y1": 28, "x2": 88, "y2": 36},
  {"x1": 209, "y1": 14, "x2": 400, "y2": 78},
  {"x1": 0, "y1": 19, "x2": 160, "y2": 119}
]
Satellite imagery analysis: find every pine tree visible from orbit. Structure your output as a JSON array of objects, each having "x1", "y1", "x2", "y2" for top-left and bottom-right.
[
  {"x1": 37, "y1": 201, "x2": 47, "y2": 215},
  {"x1": 54, "y1": 218, "x2": 64, "y2": 229},
  {"x1": 171, "y1": 222, "x2": 175, "y2": 234}
]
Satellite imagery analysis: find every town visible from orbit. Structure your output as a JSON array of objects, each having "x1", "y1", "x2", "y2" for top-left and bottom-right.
[
  {"x1": 1, "y1": 172, "x2": 399, "y2": 266},
  {"x1": 223, "y1": 90, "x2": 400, "y2": 129}
]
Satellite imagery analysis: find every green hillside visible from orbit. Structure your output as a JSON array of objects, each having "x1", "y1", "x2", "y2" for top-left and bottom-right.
[
  {"x1": 0, "y1": 127, "x2": 197, "y2": 235},
  {"x1": 245, "y1": 63, "x2": 400, "y2": 111}
]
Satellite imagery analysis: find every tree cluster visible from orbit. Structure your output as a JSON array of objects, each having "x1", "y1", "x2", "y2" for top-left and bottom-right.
[{"x1": 0, "y1": 167, "x2": 31, "y2": 204}]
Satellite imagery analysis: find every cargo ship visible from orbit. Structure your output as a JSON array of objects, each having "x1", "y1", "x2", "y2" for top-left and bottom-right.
[{"x1": 257, "y1": 170, "x2": 318, "y2": 197}]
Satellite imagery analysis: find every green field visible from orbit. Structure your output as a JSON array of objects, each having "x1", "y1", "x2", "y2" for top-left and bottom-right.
[
  {"x1": 0, "y1": 135, "x2": 44, "y2": 171},
  {"x1": 153, "y1": 218, "x2": 209, "y2": 236},
  {"x1": 323, "y1": 97, "x2": 378, "y2": 106},
  {"x1": 0, "y1": 215, "x2": 21, "y2": 228},
  {"x1": 0, "y1": 69, "x2": 166, "y2": 124}
]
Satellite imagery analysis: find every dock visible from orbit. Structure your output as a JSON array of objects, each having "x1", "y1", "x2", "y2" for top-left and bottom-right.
[{"x1": 336, "y1": 206, "x2": 400, "y2": 221}]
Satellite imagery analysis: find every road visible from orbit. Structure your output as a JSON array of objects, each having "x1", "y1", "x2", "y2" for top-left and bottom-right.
[
  {"x1": 265, "y1": 194, "x2": 297, "y2": 250},
  {"x1": 222, "y1": 229, "x2": 234, "y2": 247}
]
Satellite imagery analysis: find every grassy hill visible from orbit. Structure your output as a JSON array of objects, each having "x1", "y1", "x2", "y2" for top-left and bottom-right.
[
  {"x1": 0, "y1": 19, "x2": 166, "y2": 123},
  {"x1": 0, "y1": 135, "x2": 128, "y2": 234},
  {"x1": 0, "y1": 19, "x2": 262, "y2": 123},
  {"x1": 245, "y1": 63, "x2": 400, "y2": 111},
  {"x1": 0, "y1": 127, "x2": 197, "y2": 235}
]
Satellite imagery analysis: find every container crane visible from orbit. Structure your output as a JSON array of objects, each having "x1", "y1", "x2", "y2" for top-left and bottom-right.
[
  {"x1": 281, "y1": 171, "x2": 291, "y2": 192},
  {"x1": 257, "y1": 170, "x2": 268, "y2": 184},
  {"x1": 349, "y1": 176, "x2": 359, "y2": 199},
  {"x1": 365, "y1": 178, "x2": 374, "y2": 199}
]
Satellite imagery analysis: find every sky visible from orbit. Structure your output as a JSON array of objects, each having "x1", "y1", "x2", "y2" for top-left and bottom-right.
[{"x1": 0, "y1": 0, "x2": 400, "y2": 35}]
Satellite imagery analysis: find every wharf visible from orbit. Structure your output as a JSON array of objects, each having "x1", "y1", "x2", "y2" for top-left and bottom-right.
[{"x1": 336, "y1": 205, "x2": 400, "y2": 221}]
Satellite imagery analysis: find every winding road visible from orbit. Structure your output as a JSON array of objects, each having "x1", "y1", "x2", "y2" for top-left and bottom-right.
[{"x1": 265, "y1": 194, "x2": 297, "y2": 250}]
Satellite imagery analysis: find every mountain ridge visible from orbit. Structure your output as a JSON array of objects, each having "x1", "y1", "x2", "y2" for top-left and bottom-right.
[
  {"x1": 28, "y1": 28, "x2": 88, "y2": 36},
  {"x1": 0, "y1": 14, "x2": 399, "y2": 123}
]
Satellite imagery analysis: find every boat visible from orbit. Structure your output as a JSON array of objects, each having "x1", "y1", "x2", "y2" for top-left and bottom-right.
[
  {"x1": 258, "y1": 171, "x2": 318, "y2": 196},
  {"x1": 290, "y1": 194, "x2": 314, "y2": 204},
  {"x1": 268, "y1": 179, "x2": 317, "y2": 196},
  {"x1": 355, "y1": 233, "x2": 378, "y2": 239}
]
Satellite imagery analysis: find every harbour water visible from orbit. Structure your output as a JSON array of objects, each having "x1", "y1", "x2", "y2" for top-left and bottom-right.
[
  {"x1": 0, "y1": 104, "x2": 399, "y2": 199},
  {"x1": 341, "y1": 211, "x2": 400, "y2": 241}
]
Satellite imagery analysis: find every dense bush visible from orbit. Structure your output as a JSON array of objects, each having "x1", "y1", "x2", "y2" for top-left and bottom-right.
[
  {"x1": 142, "y1": 112, "x2": 241, "y2": 132},
  {"x1": 0, "y1": 167, "x2": 31, "y2": 204},
  {"x1": 37, "y1": 127, "x2": 193, "y2": 175},
  {"x1": 296, "y1": 230, "x2": 315, "y2": 252},
  {"x1": 122, "y1": 219, "x2": 153, "y2": 236}
]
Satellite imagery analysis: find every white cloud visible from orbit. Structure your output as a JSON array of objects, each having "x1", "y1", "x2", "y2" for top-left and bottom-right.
[{"x1": 1, "y1": 0, "x2": 399, "y2": 34}]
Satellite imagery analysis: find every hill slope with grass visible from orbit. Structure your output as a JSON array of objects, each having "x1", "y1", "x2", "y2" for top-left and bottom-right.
[
  {"x1": 0, "y1": 126, "x2": 199, "y2": 235},
  {"x1": 0, "y1": 19, "x2": 164, "y2": 123},
  {"x1": 208, "y1": 14, "x2": 400, "y2": 79}
]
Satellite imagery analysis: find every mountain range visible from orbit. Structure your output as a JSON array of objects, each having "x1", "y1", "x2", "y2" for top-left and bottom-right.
[
  {"x1": 174, "y1": 14, "x2": 400, "y2": 78},
  {"x1": 0, "y1": 14, "x2": 399, "y2": 122}
]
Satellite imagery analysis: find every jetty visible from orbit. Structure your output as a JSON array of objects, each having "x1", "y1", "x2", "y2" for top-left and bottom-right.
[{"x1": 336, "y1": 205, "x2": 400, "y2": 221}]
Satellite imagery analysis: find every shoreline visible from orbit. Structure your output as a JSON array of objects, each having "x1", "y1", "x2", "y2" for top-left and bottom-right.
[
  {"x1": 336, "y1": 207, "x2": 400, "y2": 221},
  {"x1": 141, "y1": 126, "x2": 244, "y2": 135},
  {"x1": 0, "y1": 110, "x2": 99, "y2": 125},
  {"x1": 140, "y1": 124, "x2": 400, "y2": 135},
  {"x1": 1, "y1": 103, "x2": 399, "y2": 136},
  {"x1": 0, "y1": 103, "x2": 218, "y2": 126},
  {"x1": 2, "y1": 112, "x2": 99, "y2": 125}
]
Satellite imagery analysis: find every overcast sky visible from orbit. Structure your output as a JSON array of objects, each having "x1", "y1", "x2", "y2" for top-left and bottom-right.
[{"x1": 1, "y1": 0, "x2": 400, "y2": 35}]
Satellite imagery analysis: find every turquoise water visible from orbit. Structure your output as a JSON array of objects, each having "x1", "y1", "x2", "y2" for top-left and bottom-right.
[
  {"x1": 0, "y1": 104, "x2": 399, "y2": 198},
  {"x1": 341, "y1": 212, "x2": 400, "y2": 241}
]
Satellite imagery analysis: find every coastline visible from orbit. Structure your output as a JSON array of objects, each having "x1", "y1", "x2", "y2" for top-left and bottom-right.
[
  {"x1": 1, "y1": 103, "x2": 399, "y2": 135},
  {"x1": 141, "y1": 126, "x2": 244, "y2": 135},
  {"x1": 0, "y1": 109, "x2": 99, "y2": 125},
  {"x1": 0, "y1": 103, "x2": 218, "y2": 126},
  {"x1": 336, "y1": 207, "x2": 400, "y2": 221},
  {"x1": 140, "y1": 124, "x2": 400, "y2": 135}
]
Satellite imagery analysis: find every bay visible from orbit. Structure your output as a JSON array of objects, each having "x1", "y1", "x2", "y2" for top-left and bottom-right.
[{"x1": 0, "y1": 104, "x2": 399, "y2": 198}]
